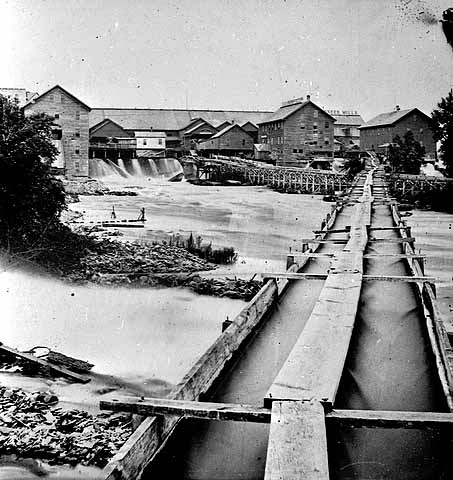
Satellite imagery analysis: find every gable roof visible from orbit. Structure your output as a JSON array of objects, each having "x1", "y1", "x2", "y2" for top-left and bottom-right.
[
  {"x1": 360, "y1": 108, "x2": 430, "y2": 129},
  {"x1": 258, "y1": 100, "x2": 336, "y2": 125},
  {"x1": 24, "y1": 84, "x2": 91, "y2": 111},
  {"x1": 330, "y1": 113, "x2": 364, "y2": 126},
  {"x1": 210, "y1": 123, "x2": 250, "y2": 139},
  {"x1": 89, "y1": 108, "x2": 272, "y2": 131},
  {"x1": 183, "y1": 118, "x2": 217, "y2": 135},
  {"x1": 241, "y1": 121, "x2": 258, "y2": 129},
  {"x1": 89, "y1": 118, "x2": 132, "y2": 136}
]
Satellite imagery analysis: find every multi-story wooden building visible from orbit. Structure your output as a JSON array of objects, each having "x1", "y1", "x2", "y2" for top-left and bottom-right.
[
  {"x1": 326, "y1": 110, "x2": 364, "y2": 150},
  {"x1": 258, "y1": 95, "x2": 336, "y2": 167},
  {"x1": 359, "y1": 107, "x2": 436, "y2": 158},
  {"x1": 24, "y1": 85, "x2": 91, "y2": 177},
  {"x1": 197, "y1": 124, "x2": 254, "y2": 156}
]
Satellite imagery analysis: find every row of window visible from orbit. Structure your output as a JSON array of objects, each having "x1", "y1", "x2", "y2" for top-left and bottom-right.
[{"x1": 54, "y1": 112, "x2": 81, "y2": 120}]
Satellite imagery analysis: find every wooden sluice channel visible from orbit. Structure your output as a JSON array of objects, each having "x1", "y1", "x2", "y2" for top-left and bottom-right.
[{"x1": 99, "y1": 162, "x2": 453, "y2": 479}]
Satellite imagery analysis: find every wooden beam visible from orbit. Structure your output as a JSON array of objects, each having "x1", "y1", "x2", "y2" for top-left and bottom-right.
[
  {"x1": 265, "y1": 401, "x2": 329, "y2": 480},
  {"x1": 288, "y1": 253, "x2": 426, "y2": 260},
  {"x1": 326, "y1": 409, "x2": 453, "y2": 430},
  {"x1": 262, "y1": 273, "x2": 435, "y2": 283},
  {"x1": 100, "y1": 396, "x2": 453, "y2": 432},
  {"x1": 312, "y1": 228, "x2": 350, "y2": 234},
  {"x1": 100, "y1": 397, "x2": 271, "y2": 423},
  {"x1": 262, "y1": 273, "x2": 328, "y2": 281},
  {"x1": 0, "y1": 343, "x2": 90, "y2": 383},
  {"x1": 299, "y1": 237, "x2": 416, "y2": 244},
  {"x1": 368, "y1": 237, "x2": 416, "y2": 243}
]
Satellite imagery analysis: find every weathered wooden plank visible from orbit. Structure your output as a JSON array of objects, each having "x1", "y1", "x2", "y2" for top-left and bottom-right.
[
  {"x1": 327, "y1": 409, "x2": 453, "y2": 430},
  {"x1": 262, "y1": 273, "x2": 328, "y2": 281},
  {"x1": 262, "y1": 273, "x2": 435, "y2": 283},
  {"x1": 288, "y1": 253, "x2": 426, "y2": 260},
  {"x1": 100, "y1": 397, "x2": 271, "y2": 423},
  {"x1": 0, "y1": 343, "x2": 90, "y2": 383},
  {"x1": 264, "y1": 401, "x2": 329, "y2": 480},
  {"x1": 265, "y1": 270, "x2": 363, "y2": 406}
]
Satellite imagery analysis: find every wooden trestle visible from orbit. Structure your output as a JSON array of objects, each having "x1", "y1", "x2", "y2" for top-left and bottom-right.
[
  {"x1": 199, "y1": 157, "x2": 348, "y2": 194},
  {"x1": 99, "y1": 162, "x2": 453, "y2": 480}
]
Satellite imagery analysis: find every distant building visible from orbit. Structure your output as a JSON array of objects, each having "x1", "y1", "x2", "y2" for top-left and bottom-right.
[
  {"x1": 258, "y1": 95, "x2": 336, "y2": 167},
  {"x1": 0, "y1": 87, "x2": 38, "y2": 107},
  {"x1": 134, "y1": 130, "x2": 166, "y2": 158},
  {"x1": 89, "y1": 118, "x2": 136, "y2": 160},
  {"x1": 89, "y1": 108, "x2": 271, "y2": 157},
  {"x1": 197, "y1": 124, "x2": 254, "y2": 156},
  {"x1": 326, "y1": 110, "x2": 364, "y2": 150},
  {"x1": 24, "y1": 85, "x2": 91, "y2": 177},
  {"x1": 181, "y1": 118, "x2": 218, "y2": 154},
  {"x1": 359, "y1": 106, "x2": 436, "y2": 158}
]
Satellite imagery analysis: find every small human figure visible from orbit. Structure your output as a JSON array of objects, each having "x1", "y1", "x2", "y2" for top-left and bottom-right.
[
  {"x1": 139, "y1": 207, "x2": 146, "y2": 222},
  {"x1": 111, "y1": 206, "x2": 116, "y2": 220}
]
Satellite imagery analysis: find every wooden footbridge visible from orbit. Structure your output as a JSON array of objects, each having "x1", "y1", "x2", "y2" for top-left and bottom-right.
[{"x1": 99, "y1": 162, "x2": 453, "y2": 479}]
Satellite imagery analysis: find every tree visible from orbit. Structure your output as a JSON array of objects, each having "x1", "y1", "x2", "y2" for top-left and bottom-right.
[
  {"x1": 431, "y1": 89, "x2": 453, "y2": 177},
  {"x1": 388, "y1": 131, "x2": 424, "y2": 175},
  {"x1": 0, "y1": 94, "x2": 66, "y2": 255}
]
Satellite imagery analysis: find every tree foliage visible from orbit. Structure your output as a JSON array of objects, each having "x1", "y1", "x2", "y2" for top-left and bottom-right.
[
  {"x1": 388, "y1": 131, "x2": 425, "y2": 175},
  {"x1": 0, "y1": 95, "x2": 66, "y2": 254},
  {"x1": 431, "y1": 89, "x2": 453, "y2": 177}
]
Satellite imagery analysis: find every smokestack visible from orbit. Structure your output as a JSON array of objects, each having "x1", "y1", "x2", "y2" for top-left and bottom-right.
[
  {"x1": 306, "y1": 94, "x2": 311, "y2": 101},
  {"x1": 395, "y1": 105, "x2": 400, "y2": 112}
]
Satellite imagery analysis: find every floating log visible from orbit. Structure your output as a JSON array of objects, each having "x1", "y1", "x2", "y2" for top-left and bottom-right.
[
  {"x1": 0, "y1": 343, "x2": 90, "y2": 383},
  {"x1": 47, "y1": 351, "x2": 94, "y2": 373}
]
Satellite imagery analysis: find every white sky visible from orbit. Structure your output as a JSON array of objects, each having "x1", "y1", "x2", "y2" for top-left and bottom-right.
[{"x1": 1, "y1": 0, "x2": 452, "y2": 120}]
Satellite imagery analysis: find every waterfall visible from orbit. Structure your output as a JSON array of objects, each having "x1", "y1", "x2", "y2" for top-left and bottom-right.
[
  {"x1": 89, "y1": 157, "x2": 183, "y2": 182},
  {"x1": 118, "y1": 158, "x2": 132, "y2": 176},
  {"x1": 131, "y1": 158, "x2": 145, "y2": 176}
]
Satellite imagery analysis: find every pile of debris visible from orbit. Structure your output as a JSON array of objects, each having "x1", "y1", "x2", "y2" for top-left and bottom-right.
[
  {"x1": 0, "y1": 387, "x2": 132, "y2": 468},
  {"x1": 71, "y1": 240, "x2": 214, "y2": 282},
  {"x1": 94, "y1": 272, "x2": 262, "y2": 301}
]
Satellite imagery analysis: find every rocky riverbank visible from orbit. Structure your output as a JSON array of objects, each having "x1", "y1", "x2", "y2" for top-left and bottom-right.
[{"x1": 0, "y1": 386, "x2": 131, "y2": 470}]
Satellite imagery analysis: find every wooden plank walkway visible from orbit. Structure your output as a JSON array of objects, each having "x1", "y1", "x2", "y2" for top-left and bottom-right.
[
  {"x1": 98, "y1": 163, "x2": 453, "y2": 480},
  {"x1": 265, "y1": 401, "x2": 329, "y2": 480}
]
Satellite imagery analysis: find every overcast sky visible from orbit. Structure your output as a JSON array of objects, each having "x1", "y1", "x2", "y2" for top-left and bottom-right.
[{"x1": 1, "y1": 0, "x2": 452, "y2": 120}]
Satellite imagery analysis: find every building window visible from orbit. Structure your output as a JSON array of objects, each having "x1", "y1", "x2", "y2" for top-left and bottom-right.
[
  {"x1": 313, "y1": 110, "x2": 318, "y2": 119},
  {"x1": 420, "y1": 128, "x2": 424, "y2": 134},
  {"x1": 54, "y1": 113, "x2": 59, "y2": 119},
  {"x1": 324, "y1": 139, "x2": 329, "y2": 145},
  {"x1": 75, "y1": 149, "x2": 80, "y2": 154},
  {"x1": 75, "y1": 131, "x2": 80, "y2": 138},
  {"x1": 158, "y1": 138, "x2": 162, "y2": 145},
  {"x1": 313, "y1": 123, "x2": 318, "y2": 130},
  {"x1": 325, "y1": 121, "x2": 329, "y2": 129},
  {"x1": 49, "y1": 94, "x2": 54, "y2": 101},
  {"x1": 293, "y1": 149, "x2": 298, "y2": 153},
  {"x1": 143, "y1": 139, "x2": 147, "y2": 145},
  {"x1": 75, "y1": 111, "x2": 80, "y2": 120}
]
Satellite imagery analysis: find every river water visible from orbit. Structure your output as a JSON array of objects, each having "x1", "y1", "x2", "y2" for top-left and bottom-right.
[{"x1": 0, "y1": 177, "x2": 332, "y2": 410}]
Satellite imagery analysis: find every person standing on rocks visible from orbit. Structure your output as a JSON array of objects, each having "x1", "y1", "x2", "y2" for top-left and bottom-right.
[{"x1": 111, "y1": 206, "x2": 116, "y2": 220}]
